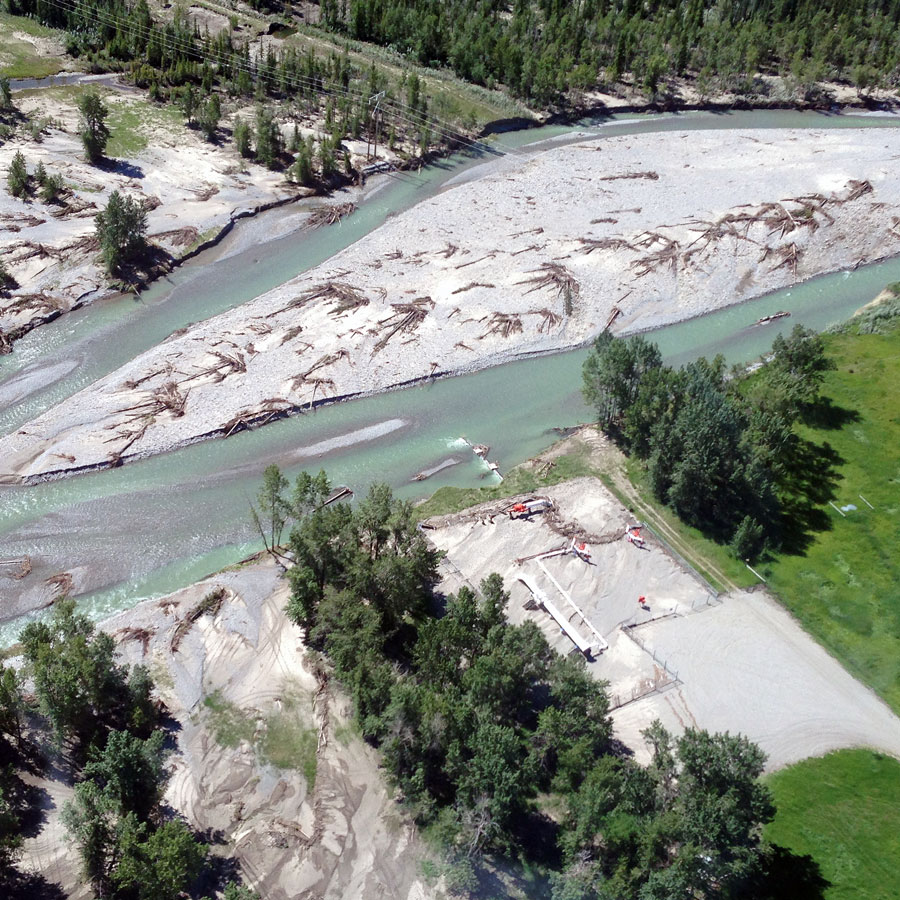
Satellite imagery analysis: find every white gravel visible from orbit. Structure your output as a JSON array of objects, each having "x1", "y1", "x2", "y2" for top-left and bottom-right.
[{"x1": 2, "y1": 125, "x2": 900, "y2": 481}]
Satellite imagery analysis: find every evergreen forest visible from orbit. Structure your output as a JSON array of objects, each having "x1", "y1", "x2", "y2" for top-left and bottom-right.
[{"x1": 318, "y1": 0, "x2": 900, "y2": 102}]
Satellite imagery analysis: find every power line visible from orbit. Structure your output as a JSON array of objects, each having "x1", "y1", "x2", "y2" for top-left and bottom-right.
[{"x1": 38, "y1": 0, "x2": 524, "y2": 158}]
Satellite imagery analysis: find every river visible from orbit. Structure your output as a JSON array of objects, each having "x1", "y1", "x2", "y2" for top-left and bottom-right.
[{"x1": 1, "y1": 109, "x2": 899, "y2": 642}]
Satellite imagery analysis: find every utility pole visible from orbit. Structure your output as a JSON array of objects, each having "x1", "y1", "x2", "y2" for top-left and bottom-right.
[{"x1": 368, "y1": 90, "x2": 384, "y2": 160}]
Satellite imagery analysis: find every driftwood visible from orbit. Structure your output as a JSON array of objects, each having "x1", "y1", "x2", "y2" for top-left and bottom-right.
[
  {"x1": 118, "y1": 626, "x2": 153, "y2": 655},
  {"x1": 517, "y1": 262, "x2": 580, "y2": 301},
  {"x1": 481, "y1": 312, "x2": 523, "y2": 339},
  {"x1": 290, "y1": 351, "x2": 349, "y2": 392},
  {"x1": 45, "y1": 572, "x2": 73, "y2": 599},
  {"x1": 371, "y1": 296, "x2": 434, "y2": 353},
  {"x1": 760, "y1": 242, "x2": 802, "y2": 275},
  {"x1": 598, "y1": 171, "x2": 659, "y2": 181},
  {"x1": 179, "y1": 349, "x2": 246, "y2": 385},
  {"x1": 455, "y1": 252, "x2": 497, "y2": 270},
  {"x1": 62, "y1": 234, "x2": 101, "y2": 255},
  {"x1": 529, "y1": 308, "x2": 562, "y2": 333},
  {"x1": 0, "y1": 556, "x2": 31, "y2": 580},
  {"x1": 841, "y1": 179, "x2": 873, "y2": 203},
  {"x1": 306, "y1": 202, "x2": 356, "y2": 229},
  {"x1": 451, "y1": 282, "x2": 495, "y2": 295},
  {"x1": 511, "y1": 243, "x2": 544, "y2": 256},
  {"x1": 49, "y1": 196, "x2": 98, "y2": 219},
  {"x1": 116, "y1": 380, "x2": 188, "y2": 421},
  {"x1": 221, "y1": 398, "x2": 291, "y2": 436},
  {"x1": 6, "y1": 240, "x2": 66, "y2": 263},
  {"x1": 631, "y1": 235, "x2": 681, "y2": 277},
  {"x1": 190, "y1": 184, "x2": 219, "y2": 202},
  {"x1": 578, "y1": 236, "x2": 633, "y2": 255},
  {"x1": 2, "y1": 293, "x2": 64, "y2": 314},
  {"x1": 152, "y1": 226, "x2": 200, "y2": 248},
  {"x1": 0, "y1": 213, "x2": 46, "y2": 230},
  {"x1": 279, "y1": 325, "x2": 304, "y2": 346},
  {"x1": 170, "y1": 586, "x2": 227, "y2": 653}
]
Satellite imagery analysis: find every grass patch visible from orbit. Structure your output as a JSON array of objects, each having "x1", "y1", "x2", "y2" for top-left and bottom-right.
[
  {"x1": 333, "y1": 717, "x2": 361, "y2": 748},
  {"x1": 757, "y1": 323, "x2": 900, "y2": 712},
  {"x1": 415, "y1": 441, "x2": 595, "y2": 519},
  {"x1": 186, "y1": 225, "x2": 221, "y2": 255},
  {"x1": 202, "y1": 689, "x2": 255, "y2": 749},
  {"x1": 106, "y1": 98, "x2": 184, "y2": 158},
  {"x1": 0, "y1": 13, "x2": 69, "y2": 79},
  {"x1": 258, "y1": 695, "x2": 317, "y2": 788},
  {"x1": 765, "y1": 749, "x2": 900, "y2": 900}
]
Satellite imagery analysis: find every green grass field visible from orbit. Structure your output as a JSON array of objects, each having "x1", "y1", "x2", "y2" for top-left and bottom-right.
[
  {"x1": 0, "y1": 12, "x2": 68, "y2": 79},
  {"x1": 766, "y1": 749, "x2": 900, "y2": 900},
  {"x1": 757, "y1": 322, "x2": 900, "y2": 712}
]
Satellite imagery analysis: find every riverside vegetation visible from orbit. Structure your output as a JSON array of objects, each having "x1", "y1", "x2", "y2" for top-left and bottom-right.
[
  {"x1": 581, "y1": 324, "x2": 838, "y2": 562},
  {"x1": 0, "y1": 599, "x2": 259, "y2": 899},
  {"x1": 247, "y1": 468, "x2": 826, "y2": 898}
]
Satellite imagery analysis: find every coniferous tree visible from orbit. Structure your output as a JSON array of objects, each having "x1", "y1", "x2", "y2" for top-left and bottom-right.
[{"x1": 77, "y1": 91, "x2": 110, "y2": 163}]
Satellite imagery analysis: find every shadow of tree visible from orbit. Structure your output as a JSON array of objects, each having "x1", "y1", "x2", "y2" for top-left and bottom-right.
[
  {"x1": 98, "y1": 158, "x2": 145, "y2": 179},
  {"x1": 778, "y1": 437, "x2": 844, "y2": 555},
  {"x1": 1, "y1": 870, "x2": 68, "y2": 900},
  {"x1": 750, "y1": 845, "x2": 831, "y2": 899},
  {"x1": 800, "y1": 397, "x2": 861, "y2": 431}
]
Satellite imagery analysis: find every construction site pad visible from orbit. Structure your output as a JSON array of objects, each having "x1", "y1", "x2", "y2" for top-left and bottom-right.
[{"x1": 425, "y1": 477, "x2": 900, "y2": 770}]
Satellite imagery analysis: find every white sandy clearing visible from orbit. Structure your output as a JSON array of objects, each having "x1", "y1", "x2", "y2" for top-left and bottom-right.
[
  {"x1": 611, "y1": 590, "x2": 900, "y2": 771},
  {"x1": 16, "y1": 558, "x2": 435, "y2": 900},
  {"x1": 0, "y1": 87, "x2": 300, "y2": 343},
  {"x1": 2, "y1": 125, "x2": 899, "y2": 481},
  {"x1": 425, "y1": 478, "x2": 900, "y2": 772}
]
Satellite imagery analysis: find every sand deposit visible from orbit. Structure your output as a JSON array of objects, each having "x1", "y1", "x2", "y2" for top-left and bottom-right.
[
  {"x1": 426, "y1": 478, "x2": 900, "y2": 771},
  {"x1": 2, "y1": 125, "x2": 899, "y2": 482},
  {"x1": 17, "y1": 558, "x2": 434, "y2": 900}
]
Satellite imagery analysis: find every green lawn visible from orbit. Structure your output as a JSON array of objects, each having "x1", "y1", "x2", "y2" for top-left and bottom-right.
[
  {"x1": 766, "y1": 750, "x2": 900, "y2": 900},
  {"x1": 0, "y1": 12, "x2": 69, "y2": 79},
  {"x1": 758, "y1": 322, "x2": 900, "y2": 712}
]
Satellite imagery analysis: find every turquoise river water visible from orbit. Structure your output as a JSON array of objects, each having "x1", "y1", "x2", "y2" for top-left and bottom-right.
[{"x1": 1, "y1": 109, "x2": 899, "y2": 642}]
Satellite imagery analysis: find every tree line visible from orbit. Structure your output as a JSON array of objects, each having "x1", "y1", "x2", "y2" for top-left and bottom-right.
[
  {"x1": 0, "y1": 600, "x2": 258, "y2": 899},
  {"x1": 252, "y1": 467, "x2": 823, "y2": 897},
  {"x1": 318, "y1": 0, "x2": 900, "y2": 104},
  {"x1": 582, "y1": 325, "x2": 837, "y2": 559}
]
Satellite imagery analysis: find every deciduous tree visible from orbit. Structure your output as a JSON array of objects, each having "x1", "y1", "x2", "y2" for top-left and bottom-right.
[{"x1": 95, "y1": 189, "x2": 148, "y2": 276}]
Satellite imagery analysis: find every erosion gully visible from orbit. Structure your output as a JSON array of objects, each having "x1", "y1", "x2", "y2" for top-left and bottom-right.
[{"x1": 1, "y1": 109, "x2": 899, "y2": 642}]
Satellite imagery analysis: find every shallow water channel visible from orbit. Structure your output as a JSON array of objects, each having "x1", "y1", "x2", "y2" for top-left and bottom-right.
[{"x1": 1, "y1": 109, "x2": 899, "y2": 642}]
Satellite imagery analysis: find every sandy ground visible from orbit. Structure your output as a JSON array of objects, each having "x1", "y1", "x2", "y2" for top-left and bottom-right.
[
  {"x1": 0, "y1": 85, "x2": 302, "y2": 346},
  {"x1": 425, "y1": 478, "x2": 900, "y2": 771},
  {"x1": 2, "y1": 125, "x2": 899, "y2": 482},
  {"x1": 15, "y1": 558, "x2": 436, "y2": 900}
]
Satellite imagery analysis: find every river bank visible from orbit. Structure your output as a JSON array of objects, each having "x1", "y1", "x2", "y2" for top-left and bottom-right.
[{"x1": 2, "y1": 123, "x2": 898, "y2": 483}]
